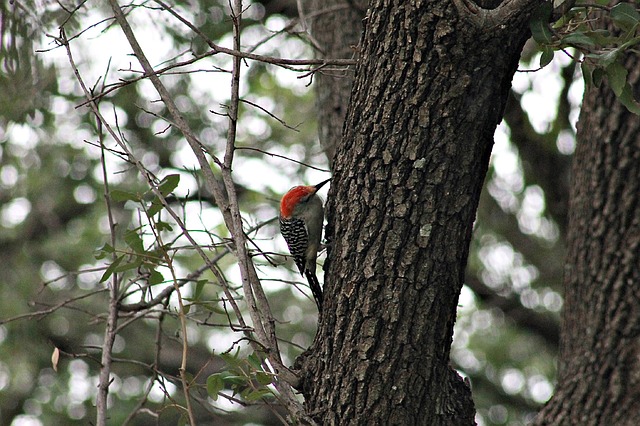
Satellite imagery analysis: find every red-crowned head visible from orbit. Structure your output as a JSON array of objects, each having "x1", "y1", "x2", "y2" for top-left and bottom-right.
[{"x1": 279, "y1": 179, "x2": 330, "y2": 218}]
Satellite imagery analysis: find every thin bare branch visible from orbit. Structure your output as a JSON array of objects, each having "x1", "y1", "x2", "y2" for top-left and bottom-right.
[
  {"x1": 0, "y1": 289, "x2": 107, "y2": 325},
  {"x1": 152, "y1": 0, "x2": 356, "y2": 68},
  {"x1": 238, "y1": 98, "x2": 301, "y2": 132},
  {"x1": 236, "y1": 146, "x2": 331, "y2": 172},
  {"x1": 147, "y1": 207, "x2": 196, "y2": 425},
  {"x1": 95, "y1": 82, "x2": 122, "y2": 426}
]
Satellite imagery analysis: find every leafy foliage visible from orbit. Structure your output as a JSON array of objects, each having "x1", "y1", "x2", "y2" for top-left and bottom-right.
[{"x1": 531, "y1": 1, "x2": 640, "y2": 113}]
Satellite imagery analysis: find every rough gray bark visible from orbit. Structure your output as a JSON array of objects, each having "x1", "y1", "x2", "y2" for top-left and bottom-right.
[
  {"x1": 533, "y1": 43, "x2": 640, "y2": 426},
  {"x1": 296, "y1": 1, "x2": 540, "y2": 424}
]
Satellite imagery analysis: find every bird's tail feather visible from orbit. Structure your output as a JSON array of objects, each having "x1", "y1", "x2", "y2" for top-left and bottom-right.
[{"x1": 304, "y1": 271, "x2": 323, "y2": 312}]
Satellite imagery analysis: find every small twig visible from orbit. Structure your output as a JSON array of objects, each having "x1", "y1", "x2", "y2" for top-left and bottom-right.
[
  {"x1": 121, "y1": 299, "x2": 166, "y2": 425},
  {"x1": 95, "y1": 78, "x2": 122, "y2": 426},
  {"x1": 146, "y1": 206, "x2": 196, "y2": 425},
  {"x1": 238, "y1": 98, "x2": 301, "y2": 132},
  {"x1": 236, "y1": 146, "x2": 331, "y2": 172},
  {"x1": 72, "y1": 48, "x2": 230, "y2": 108},
  {"x1": 152, "y1": 0, "x2": 356, "y2": 69},
  {"x1": 38, "y1": 266, "x2": 107, "y2": 292},
  {"x1": 517, "y1": 66, "x2": 544, "y2": 73},
  {"x1": 0, "y1": 289, "x2": 107, "y2": 325},
  {"x1": 297, "y1": 62, "x2": 328, "y2": 82}
]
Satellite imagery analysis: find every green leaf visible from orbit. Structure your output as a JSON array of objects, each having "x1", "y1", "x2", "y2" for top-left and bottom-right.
[
  {"x1": 156, "y1": 220, "x2": 173, "y2": 232},
  {"x1": 244, "y1": 388, "x2": 272, "y2": 401},
  {"x1": 593, "y1": 67, "x2": 605, "y2": 88},
  {"x1": 147, "y1": 199, "x2": 164, "y2": 217},
  {"x1": 95, "y1": 243, "x2": 115, "y2": 260},
  {"x1": 148, "y1": 269, "x2": 164, "y2": 286},
  {"x1": 114, "y1": 258, "x2": 143, "y2": 273},
  {"x1": 220, "y1": 347, "x2": 241, "y2": 366},
  {"x1": 247, "y1": 352, "x2": 262, "y2": 369},
  {"x1": 539, "y1": 47, "x2": 554, "y2": 68},
  {"x1": 619, "y1": 34, "x2": 640, "y2": 50},
  {"x1": 178, "y1": 414, "x2": 188, "y2": 426},
  {"x1": 587, "y1": 49, "x2": 621, "y2": 68},
  {"x1": 124, "y1": 229, "x2": 144, "y2": 253},
  {"x1": 194, "y1": 279, "x2": 207, "y2": 300},
  {"x1": 611, "y1": 2, "x2": 640, "y2": 32},
  {"x1": 618, "y1": 83, "x2": 640, "y2": 115},
  {"x1": 583, "y1": 29, "x2": 615, "y2": 46},
  {"x1": 606, "y1": 61, "x2": 628, "y2": 97},
  {"x1": 530, "y1": 2, "x2": 553, "y2": 44},
  {"x1": 158, "y1": 174, "x2": 180, "y2": 196},
  {"x1": 255, "y1": 372, "x2": 273, "y2": 386},
  {"x1": 222, "y1": 374, "x2": 247, "y2": 386},
  {"x1": 561, "y1": 31, "x2": 596, "y2": 47},
  {"x1": 110, "y1": 189, "x2": 140, "y2": 202},
  {"x1": 100, "y1": 255, "x2": 124, "y2": 282},
  {"x1": 207, "y1": 374, "x2": 225, "y2": 400}
]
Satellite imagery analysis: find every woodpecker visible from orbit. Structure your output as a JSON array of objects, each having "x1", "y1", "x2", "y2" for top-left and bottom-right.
[{"x1": 279, "y1": 178, "x2": 330, "y2": 312}]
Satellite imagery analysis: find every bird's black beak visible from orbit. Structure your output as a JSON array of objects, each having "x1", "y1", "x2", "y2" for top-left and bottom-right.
[{"x1": 314, "y1": 178, "x2": 331, "y2": 191}]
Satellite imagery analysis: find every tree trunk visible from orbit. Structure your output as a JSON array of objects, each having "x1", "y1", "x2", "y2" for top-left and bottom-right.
[
  {"x1": 310, "y1": 0, "x2": 367, "y2": 166},
  {"x1": 533, "y1": 39, "x2": 640, "y2": 426},
  {"x1": 297, "y1": 1, "x2": 539, "y2": 423}
]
